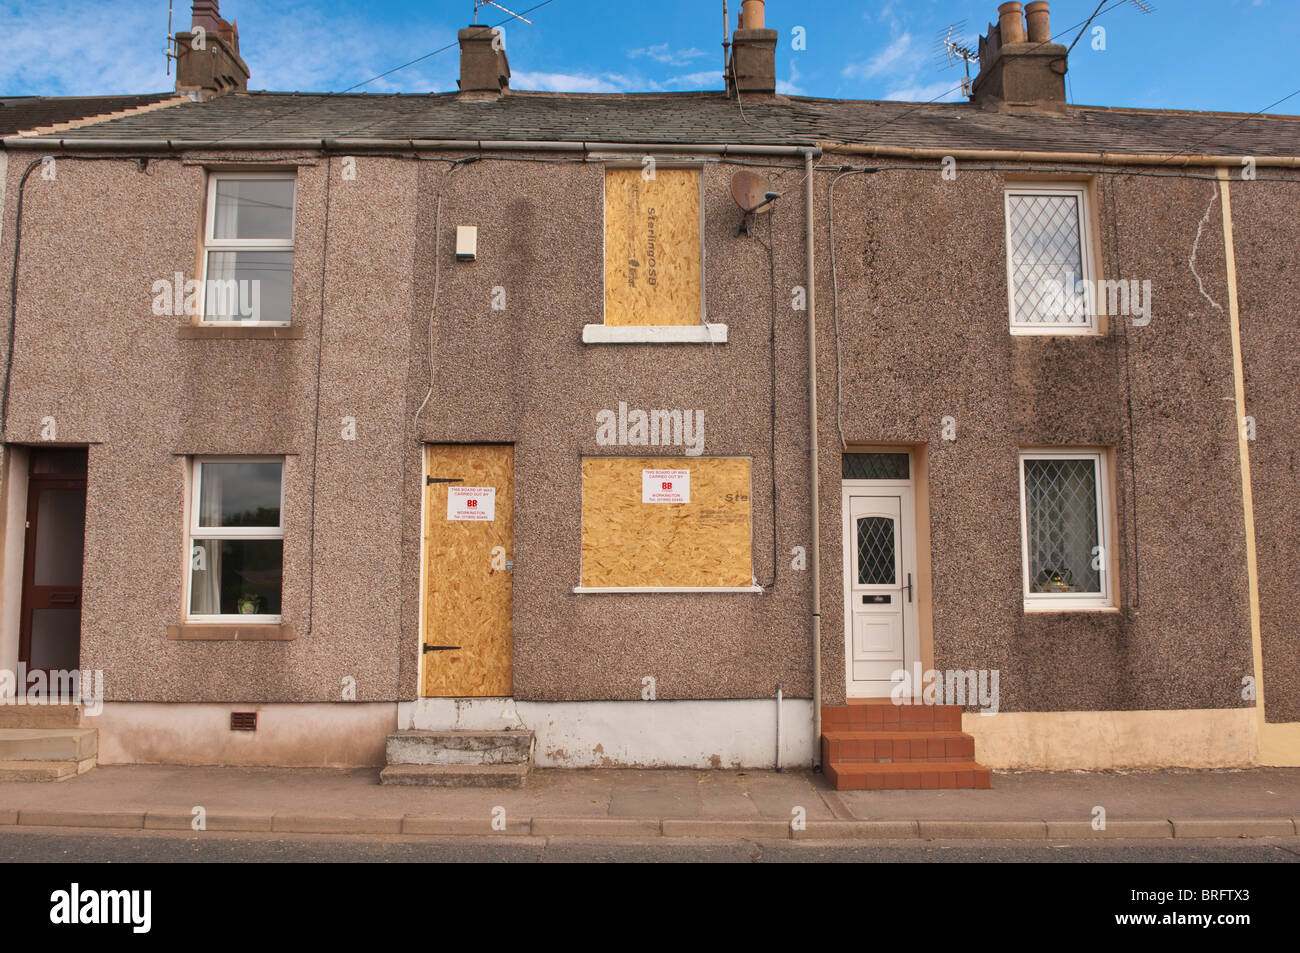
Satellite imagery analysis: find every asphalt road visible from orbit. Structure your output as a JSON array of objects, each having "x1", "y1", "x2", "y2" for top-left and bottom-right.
[{"x1": 3, "y1": 827, "x2": 1299, "y2": 862}]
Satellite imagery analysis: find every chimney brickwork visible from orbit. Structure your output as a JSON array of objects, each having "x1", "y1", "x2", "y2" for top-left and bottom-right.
[
  {"x1": 728, "y1": 0, "x2": 777, "y2": 96},
  {"x1": 972, "y1": 1, "x2": 1067, "y2": 110},
  {"x1": 176, "y1": 0, "x2": 250, "y2": 100},
  {"x1": 458, "y1": 26, "x2": 510, "y2": 97}
]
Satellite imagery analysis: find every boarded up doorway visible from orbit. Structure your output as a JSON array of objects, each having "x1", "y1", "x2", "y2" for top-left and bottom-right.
[{"x1": 421, "y1": 445, "x2": 513, "y2": 697}]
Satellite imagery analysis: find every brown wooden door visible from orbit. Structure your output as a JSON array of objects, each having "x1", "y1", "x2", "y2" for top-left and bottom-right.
[
  {"x1": 421, "y1": 445, "x2": 514, "y2": 697},
  {"x1": 18, "y1": 448, "x2": 88, "y2": 674}
]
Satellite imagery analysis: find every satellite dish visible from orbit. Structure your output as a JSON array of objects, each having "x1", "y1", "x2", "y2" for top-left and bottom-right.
[{"x1": 731, "y1": 170, "x2": 781, "y2": 236}]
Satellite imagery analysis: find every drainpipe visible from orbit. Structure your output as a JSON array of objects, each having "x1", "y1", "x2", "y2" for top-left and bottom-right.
[{"x1": 803, "y1": 147, "x2": 822, "y2": 768}]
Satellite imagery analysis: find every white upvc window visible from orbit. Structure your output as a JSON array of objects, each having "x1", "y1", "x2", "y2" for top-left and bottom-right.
[
  {"x1": 1019, "y1": 449, "x2": 1113, "y2": 611},
  {"x1": 1005, "y1": 184, "x2": 1097, "y2": 334},
  {"x1": 201, "y1": 172, "x2": 296, "y2": 325},
  {"x1": 186, "y1": 457, "x2": 285, "y2": 622}
]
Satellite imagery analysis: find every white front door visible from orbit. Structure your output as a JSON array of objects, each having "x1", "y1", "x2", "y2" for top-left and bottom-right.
[{"x1": 843, "y1": 489, "x2": 919, "y2": 698}]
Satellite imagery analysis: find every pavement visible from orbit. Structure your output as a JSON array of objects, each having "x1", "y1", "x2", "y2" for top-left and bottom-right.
[
  {"x1": 0, "y1": 765, "x2": 1297, "y2": 841},
  {"x1": 4, "y1": 828, "x2": 1298, "y2": 863}
]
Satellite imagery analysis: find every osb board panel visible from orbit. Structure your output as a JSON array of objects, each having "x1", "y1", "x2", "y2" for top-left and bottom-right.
[
  {"x1": 603, "y1": 167, "x2": 701, "y2": 327},
  {"x1": 422, "y1": 445, "x2": 513, "y2": 697},
  {"x1": 581, "y1": 456, "x2": 751, "y2": 587}
]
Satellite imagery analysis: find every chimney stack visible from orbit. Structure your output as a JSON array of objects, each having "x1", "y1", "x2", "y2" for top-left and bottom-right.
[
  {"x1": 175, "y1": 0, "x2": 250, "y2": 100},
  {"x1": 972, "y1": 1, "x2": 1067, "y2": 110},
  {"x1": 728, "y1": 0, "x2": 778, "y2": 97},
  {"x1": 458, "y1": 25, "x2": 510, "y2": 97}
]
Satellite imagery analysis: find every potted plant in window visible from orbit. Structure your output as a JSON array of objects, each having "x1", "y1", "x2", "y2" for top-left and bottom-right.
[
  {"x1": 236, "y1": 592, "x2": 263, "y2": 615},
  {"x1": 1036, "y1": 568, "x2": 1074, "y2": 593}
]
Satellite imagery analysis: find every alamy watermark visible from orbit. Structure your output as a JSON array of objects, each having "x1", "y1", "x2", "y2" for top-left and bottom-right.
[
  {"x1": 1038, "y1": 272, "x2": 1153, "y2": 326},
  {"x1": 0, "y1": 665, "x2": 103, "y2": 715},
  {"x1": 596, "y1": 401, "x2": 704, "y2": 456},
  {"x1": 151, "y1": 272, "x2": 261, "y2": 323},
  {"x1": 890, "y1": 663, "x2": 999, "y2": 714}
]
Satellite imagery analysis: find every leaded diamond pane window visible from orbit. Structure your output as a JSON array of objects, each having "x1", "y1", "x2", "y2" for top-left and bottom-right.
[
  {"x1": 843, "y1": 453, "x2": 909, "y2": 480},
  {"x1": 1023, "y1": 456, "x2": 1102, "y2": 596},
  {"x1": 1006, "y1": 187, "x2": 1094, "y2": 332},
  {"x1": 857, "y1": 516, "x2": 896, "y2": 585}
]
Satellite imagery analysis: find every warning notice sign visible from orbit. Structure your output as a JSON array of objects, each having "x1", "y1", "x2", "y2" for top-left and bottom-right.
[
  {"x1": 642, "y1": 468, "x2": 690, "y2": 504},
  {"x1": 447, "y1": 486, "x2": 496, "y2": 521}
]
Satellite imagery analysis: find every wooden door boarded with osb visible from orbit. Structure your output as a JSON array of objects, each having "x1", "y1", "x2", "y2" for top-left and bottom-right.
[{"x1": 421, "y1": 445, "x2": 513, "y2": 697}]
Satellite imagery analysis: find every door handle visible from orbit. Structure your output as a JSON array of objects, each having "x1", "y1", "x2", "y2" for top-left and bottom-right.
[
  {"x1": 902, "y1": 573, "x2": 913, "y2": 603},
  {"x1": 423, "y1": 645, "x2": 460, "y2": 653}
]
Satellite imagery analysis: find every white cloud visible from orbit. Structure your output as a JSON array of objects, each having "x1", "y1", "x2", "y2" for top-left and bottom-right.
[
  {"x1": 777, "y1": 59, "x2": 805, "y2": 96},
  {"x1": 665, "y1": 70, "x2": 724, "y2": 89},
  {"x1": 510, "y1": 70, "x2": 634, "y2": 93},
  {"x1": 0, "y1": 0, "x2": 170, "y2": 94},
  {"x1": 842, "y1": 31, "x2": 923, "y2": 80},
  {"x1": 883, "y1": 80, "x2": 965, "y2": 103},
  {"x1": 628, "y1": 43, "x2": 708, "y2": 67},
  {"x1": 0, "y1": 0, "x2": 460, "y2": 95}
]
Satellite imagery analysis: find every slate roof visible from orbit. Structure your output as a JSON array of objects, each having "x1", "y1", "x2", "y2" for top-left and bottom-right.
[
  {"x1": 16, "y1": 90, "x2": 1300, "y2": 158},
  {"x1": 0, "y1": 94, "x2": 176, "y2": 137}
]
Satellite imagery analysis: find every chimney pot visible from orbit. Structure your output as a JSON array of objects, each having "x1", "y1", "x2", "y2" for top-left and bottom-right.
[
  {"x1": 998, "y1": 2, "x2": 1026, "y2": 44},
  {"x1": 740, "y1": 0, "x2": 766, "y2": 30},
  {"x1": 191, "y1": 0, "x2": 223, "y2": 33},
  {"x1": 1025, "y1": 1, "x2": 1051, "y2": 43}
]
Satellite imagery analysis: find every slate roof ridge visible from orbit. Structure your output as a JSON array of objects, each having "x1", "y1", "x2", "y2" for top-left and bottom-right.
[{"x1": 214, "y1": 88, "x2": 1300, "y2": 126}]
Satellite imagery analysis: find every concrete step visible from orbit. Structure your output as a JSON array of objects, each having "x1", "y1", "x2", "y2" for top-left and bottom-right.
[
  {"x1": 379, "y1": 763, "x2": 530, "y2": 788},
  {"x1": 385, "y1": 729, "x2": 534, "y2": 766},
  {"x1": 0, "y1": 728, "x2": 98, "y2": 762},
  {"x1": 0, "y1": 705, "x2": 83, "y2": 728},
  {"x1": 824, "y1": 760, "x2": 991, "y2": 791},
  {"x1": 0, "y1": 758, "x2": 96, "y2": 782}
]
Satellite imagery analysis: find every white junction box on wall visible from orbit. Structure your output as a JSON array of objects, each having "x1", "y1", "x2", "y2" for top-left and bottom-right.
[{"x1": 455, "y1": 225, "x2": 477, "y2": 260}]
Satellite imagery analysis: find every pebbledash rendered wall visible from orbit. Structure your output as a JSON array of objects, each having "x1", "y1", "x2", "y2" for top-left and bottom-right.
[{"x1": 0, "y1": 147, "x2": 1293, "y2": 767}]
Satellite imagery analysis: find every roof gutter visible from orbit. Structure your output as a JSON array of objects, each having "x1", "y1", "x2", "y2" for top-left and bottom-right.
[
  {"x1": 1, "y1": 136, "x2": 820, "y2": 157},
  {"x1": 822, "y1": 142, "x2": 1300, "y2": 168}
]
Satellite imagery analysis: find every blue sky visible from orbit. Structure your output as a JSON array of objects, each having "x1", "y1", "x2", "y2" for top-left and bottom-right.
[{"x1": 2, "y1": 0, "x2": 1297, "y2": 115}]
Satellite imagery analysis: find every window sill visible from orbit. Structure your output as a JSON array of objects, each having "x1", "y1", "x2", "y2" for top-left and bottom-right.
[
  {"x1": 573, "y1": 585, "x2": 762, "y2": 594},
  {"x1": 1022, "y1": 604, "x2": 1119, "y2": 614},
  {"x1": 1009, "y1": 326, "x2": 1102, "y2": 337},
  {"x1": 583, "y1": 324, "x2": 727, "y2": 344},
  {"x1": 167, "y1": 622, "x2": 295, "y2": 641},
  {"x1": 178, "y1": 325, "x2": 304, "y2": 340}
]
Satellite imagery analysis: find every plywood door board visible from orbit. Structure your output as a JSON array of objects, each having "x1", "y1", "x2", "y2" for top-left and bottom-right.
[{"x1": 421, "y1": 444, "x2": 514, "y2": 697}]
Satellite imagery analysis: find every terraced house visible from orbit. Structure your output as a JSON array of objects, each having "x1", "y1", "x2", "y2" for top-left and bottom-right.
[{"x1": 1, "y1": 0, "x2": 1297, "y2": 789}]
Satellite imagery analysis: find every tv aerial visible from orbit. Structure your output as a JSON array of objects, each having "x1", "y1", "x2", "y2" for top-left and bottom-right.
[
  {"x1": 473, "y1": 0, "x2": 533, "y2": 25},
  {"x1": 934, "y1": 20, "x2": 978, "y2": 98},
  {"x1": 731, "y1": 170, "x2": 780, "y2": 237}
]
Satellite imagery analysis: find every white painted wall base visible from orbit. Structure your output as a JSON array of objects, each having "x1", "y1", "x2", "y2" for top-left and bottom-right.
[
  {"x1": 93, "y1": 702, "x2": 398, "y2": 767},
  {"x1": 964, "y1": 707, "x2": 1259, "y2": 770},
  {"x1": 90, "y1": 700, "x2": 1266, "y2": 770},
  {"x1": 399, "y1": 698, "x2": 815, "y2": 768}
]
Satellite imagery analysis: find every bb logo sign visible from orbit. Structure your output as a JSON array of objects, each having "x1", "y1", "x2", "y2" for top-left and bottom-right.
[{"x1": 447, "y1": 487, "x2": 495, "y2": 521}]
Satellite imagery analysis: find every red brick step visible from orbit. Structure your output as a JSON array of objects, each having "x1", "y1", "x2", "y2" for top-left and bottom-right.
[
  {"x1": 820, "y1": 702, "x2": 991, "y2": 791},
  {"x1": 823, "y1": 760, "x2": 992, "y2": 791},
  {"x1": 822, "y1": 730, "x2": 975, "y2": 763}
]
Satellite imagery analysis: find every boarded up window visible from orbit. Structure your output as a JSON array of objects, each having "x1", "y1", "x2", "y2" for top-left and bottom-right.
[
  {"x1": 603, "y1": 167, "x2": 701, "y2": 327},
  {"x1": 580, "y1": 457, "x2": 751, "y2": 588}
]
